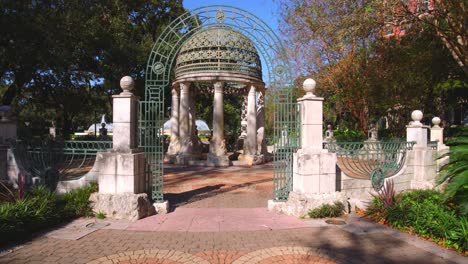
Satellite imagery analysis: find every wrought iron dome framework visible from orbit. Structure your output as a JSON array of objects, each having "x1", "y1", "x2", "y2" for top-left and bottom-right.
[
  {"x1": 142, "y1": 5, "x2": 299, "y2": 202},
  {"x1": 175, "y1": 26, "x2": 262, "y2": 81}
]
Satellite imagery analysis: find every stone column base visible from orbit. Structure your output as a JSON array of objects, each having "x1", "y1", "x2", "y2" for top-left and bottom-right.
[
  {"x1": 267, "y1": 191, "x2": 346, "y2": 217},
  {"x1": 238, "y1": 154, "x2": 264, "y2": 166},
  {"x1": 89, "y1": 193, "x2": 156, "y2": 222},
  {"x1": 207, "y1": 153, "x2": 230, "y2": 167},
  {"x1": 153, "y1": 200, "x2": 170, "y2": 214},
  {"x1": 175, "y1": 153, "x2": 200, "y2": 165}
]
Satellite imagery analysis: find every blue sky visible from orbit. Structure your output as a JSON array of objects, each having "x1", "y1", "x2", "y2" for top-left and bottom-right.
[{"x1": 183, "y1": 0, "x2": 281, "y2": 34}]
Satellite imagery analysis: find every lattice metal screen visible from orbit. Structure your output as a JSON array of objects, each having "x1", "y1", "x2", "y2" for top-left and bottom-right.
[{"x1": 142, "y1": 5, "x2": 297, "y2": 201}]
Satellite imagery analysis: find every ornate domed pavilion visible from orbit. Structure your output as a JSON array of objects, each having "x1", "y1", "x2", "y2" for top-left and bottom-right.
[{"x1": 167, "y1": 26, "x2": 266, "y2": 166}]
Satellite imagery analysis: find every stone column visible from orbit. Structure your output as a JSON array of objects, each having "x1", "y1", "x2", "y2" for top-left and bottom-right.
[
  {"x1": 179, "y1": 82, "x2": 191, "y2": 154},
  {"x1": 406, "y1": 110, "x2": 437, "y2": 189},
  {"x1": 189, "y1": 88, "x2": 200, "y2": 154},
  {"x1": 167, "y1": 86, "x2": 180, "y2": 156},
  {"x1": 269, "y1": 79, "x2": 339, "y2": 217},
  {"x1": 211, "y1": 82, "x2": 225, "y2": 155},
  {"x1": 93, "y1": 76, "x2": 159, "y2": 221},
  {"x1": 256, "y1": 88, "x2": 266, "y2": 156},
  {"x1": 208, "y1": 82, "x2": 229, "y2": 166},
  {"x1": 112, "y1": 78, "x2": 139, "y2": 152},
  {"x1": 298, "y1": 79, "x2": 324, "y2": 150},
  {"x1": 244, "y1": 85, "x2": 257, "y2": 160},
  {"x1": 430, "y1": 117, "x2": 447, "y2": 149},
  {"x1": 406, "y1": 110, "x2": 428, "y2": 149}
]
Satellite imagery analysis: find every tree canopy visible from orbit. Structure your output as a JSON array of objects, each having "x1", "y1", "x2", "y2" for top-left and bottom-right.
[
  {"x1": 278, "y1": 0, "x2": 467, "y2": 136},
  {"x1": 0, "y1": 0, "x2": 185, "y2": 135}
]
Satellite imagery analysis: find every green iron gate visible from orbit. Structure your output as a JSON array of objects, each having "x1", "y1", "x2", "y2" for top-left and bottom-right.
[{"x1": 141, "y1": 5, "x2": 299, "y2": 202}]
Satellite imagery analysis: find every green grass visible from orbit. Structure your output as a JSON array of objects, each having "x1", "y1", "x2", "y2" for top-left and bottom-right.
[{"x1": 308, "y1": 201, "x2": 345, "y2": 218}]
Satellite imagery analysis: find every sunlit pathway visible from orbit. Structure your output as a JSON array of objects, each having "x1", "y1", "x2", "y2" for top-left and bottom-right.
[{"x1": 0, "y1": 165, "x2": 464, "y2": 264}]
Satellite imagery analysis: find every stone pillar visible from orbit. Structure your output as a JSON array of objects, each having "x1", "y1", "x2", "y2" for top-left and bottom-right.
[
  {"x1": 208, "y1": 82, "x2": 229, "y2": 166},
  {"x1": 256, "y1": 88, "x2": 266, "y2": 156},
  {"x1": 406, "y1": 110, "x2": 437, "y2": 189},
  {"x1": 93, "y1": 76, "x2": 159, "y2": 221},
  {"x1": 112, "y1": 78, "x2": 139, "y2": 152},
  {"x1": 430, "y1": 117, "x2": 447, "y2": 149},
  {"x1": 189, "y1": 88, "x2": 200, "y2": 155},
  {"x1": 167, "y1": 86, "x2": 180, "y2": 156},
  {"x1": 179, "y1": 82, "x2": 191, "y2": 154},
  {"x1": 406, "y1": 110, "x2": 428, "y2": 149},
  {"x1": 298, "y1": 79, "x2": 324, "y2": 150},
  {"x1": 268, "y1": 79, "x2": 340, "y2": 217},
  {"x1": 244, "y1": 85, "x2": 257, "y2": 160}
]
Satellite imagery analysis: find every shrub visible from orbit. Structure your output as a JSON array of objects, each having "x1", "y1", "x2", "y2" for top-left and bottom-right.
[
  {"x1": 61, "y1": 182, "x2": 98, "y2": 218},
  {"x1": 333, "y1": 128, "x2": 365, "y2": 142},
  {"x1": 0, "y1": 183, "x2": 98, "y2": 244},
  {"x1": 308, "y1": 201, "x2": 345, "y2": 218},
  {"x1": 0, "y1": 185, "x2": 59, "y2": 243},
  {"x1": 366, "y1": 180, "x2": 397, "y2": 222},
  {"x1": 437, "y1": 129, "x2": 468, "y2": 215},
  {"x1": 366, "y1": 189, "x2": 468, "y2": 253}
]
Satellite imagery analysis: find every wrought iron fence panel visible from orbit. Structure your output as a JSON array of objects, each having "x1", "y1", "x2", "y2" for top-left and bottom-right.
[
  {"x1": 10, "y1": 139, "x2": 112, "y2": 190},
  {"x1": 324, "y1": 141, "x2": 415, "y2": 190}
]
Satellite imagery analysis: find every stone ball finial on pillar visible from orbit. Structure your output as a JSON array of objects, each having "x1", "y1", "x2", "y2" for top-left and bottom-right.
[
  {"x1": 410, "y1": 110, "x2": 423, "y2": 127},
  {"x1": 303, "y1": 78, "x2": 316, "y2": 97},
  {"x1": 120, "y1": 76, "x2": 134, "y2": 95},
  {"x1": 432, "y1": 117, "x2": 441, "y2": 128}
]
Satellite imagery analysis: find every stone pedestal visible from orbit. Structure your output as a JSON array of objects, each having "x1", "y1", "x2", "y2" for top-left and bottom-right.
[
  {"x1": 406, "y1": 110, "x2": 437, "y2": 189},
  {"x1": 293, "y1": 149, "x2": 337, "y2": 194},
  {"x1": 89, "y1": 193, "x2": 155, "y2": 221},
  {"x1": 269, "y1": 79, "x2": 339, "y2": 216},
  {"x1": 97, "y1": 151, "x2": 146, "y2": 194},
  {"x1": 92, "y1": 76, "x2": 165, "y2": 221},
  {"x1": 207, "y1": 153, "x2": 230, "y2": 167}
]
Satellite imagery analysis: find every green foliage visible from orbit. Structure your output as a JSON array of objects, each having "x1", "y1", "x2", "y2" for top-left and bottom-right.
[
  {"x1": 0, "y1": 0, "x2": 186, "y2": 137},
  {"x1": 0, "y1": 183, "x2": 98, "y2": 244},
  {"x1": 333, "y1": 129, "x2": 365, "y2": 142},
  {"x1": 0, "y1": 186, "x2": 59, "y2": 243},
  {"x1": 96, "y1": 212, "x2": 106, "y2": 220},
  {"x1": 366, "y1": 189, "x2": 468, "y2": 253},
  {"x1": 62, "y1": 183, "x2": 98, "y2": 218},
  {"x1": 0, "y1": 174, "x2": 26, "y2": 203},
  {"x1": 437, "y1": 129, "x2": 468, "y2": 215},
  {"x1": 308, "y1": 201, "x2": 345, "y2": 218}
]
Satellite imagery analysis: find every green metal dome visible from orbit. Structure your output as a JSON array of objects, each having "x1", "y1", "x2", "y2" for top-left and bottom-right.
[{"x1": 175, "y1": 26, "x2": 262, "y2": 81}]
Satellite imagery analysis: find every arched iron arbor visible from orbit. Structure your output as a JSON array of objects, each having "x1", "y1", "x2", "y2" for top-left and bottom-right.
[{"x1": 141, "y1": 5, "x2": 299, "y2": 202}]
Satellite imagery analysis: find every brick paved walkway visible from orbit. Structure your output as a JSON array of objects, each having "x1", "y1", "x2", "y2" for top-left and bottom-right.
[
  {"x1": 0, "y1": 165, "x2": 465, "y2": 264},
  {"x1": 164, "y1": 164, "x2": 273, "y2": 209}
]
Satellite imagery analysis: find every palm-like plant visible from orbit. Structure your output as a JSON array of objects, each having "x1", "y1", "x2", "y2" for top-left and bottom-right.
[{"x1": 437, "y1": 129, "x2": 468, "y2": 215}]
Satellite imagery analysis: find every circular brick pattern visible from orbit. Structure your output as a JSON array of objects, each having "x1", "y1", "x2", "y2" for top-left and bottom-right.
[
  {"x1": 88, "y1": 247, "x2": 335, "y2": 264},
  {"x1": 87, "y1": 249, "x2": 209, "y2": 264},
  {"x1": 233, "y1": 247, "x2": 336, "y2": 264}
]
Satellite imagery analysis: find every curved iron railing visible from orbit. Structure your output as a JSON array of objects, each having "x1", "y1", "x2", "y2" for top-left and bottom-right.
[
  {"x1": 324, "y1": 140, "x2": 415, "y2": 190},
  {"x1": 10, "y1": 140, "x2": 112, "y2": 190}
]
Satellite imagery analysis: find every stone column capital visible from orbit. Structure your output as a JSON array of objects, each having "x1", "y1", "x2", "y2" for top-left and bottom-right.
[
  {"x1": 171, "y1": 85, "x2": 180, "y2": 95},
  {"x1": 214, "y1": 81, "x2": 224, "y2": 93}
]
